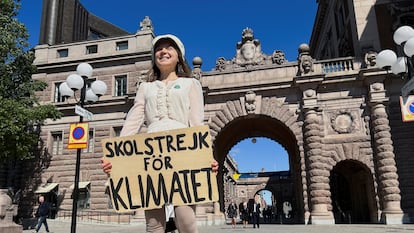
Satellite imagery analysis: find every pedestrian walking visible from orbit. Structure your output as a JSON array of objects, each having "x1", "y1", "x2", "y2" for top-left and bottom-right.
[{"x1": 33, "y1": 195, "x2": 50, "y2": 233}]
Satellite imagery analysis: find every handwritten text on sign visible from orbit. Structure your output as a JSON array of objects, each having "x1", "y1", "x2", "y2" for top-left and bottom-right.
[{"x1": 101, "y1": 125, "x2": 218, "y2": 212}]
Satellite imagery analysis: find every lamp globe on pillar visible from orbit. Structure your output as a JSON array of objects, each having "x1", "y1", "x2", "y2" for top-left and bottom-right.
[
  {"x1": 59, "y1": 62, "x2": 107, "y2": 233},
  {"x1": 59, "y1": 82, "x2": 74, "y2": 98},
  {"x1": 60, "y1": 62, "x2": 107, "y2": 104},
  {"x1": 376, "y1": 25, "x2": 414, "y2": 97}
]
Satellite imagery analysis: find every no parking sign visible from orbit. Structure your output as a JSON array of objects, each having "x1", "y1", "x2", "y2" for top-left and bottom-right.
[
  {"x1": 68, "y1": 122, "x2": 89, "y2": 149},
  {"x1": 400, "y1": 96, "x2": 414, "y2": 122}
]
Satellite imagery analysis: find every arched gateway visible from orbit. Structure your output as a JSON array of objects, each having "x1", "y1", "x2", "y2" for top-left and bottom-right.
[{"x1": 195, "y1": 28, "x2": 405, "y2": 225}]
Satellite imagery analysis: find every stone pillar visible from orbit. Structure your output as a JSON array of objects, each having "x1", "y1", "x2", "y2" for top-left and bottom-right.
[
  {"x1": 0, "y1": 189, "x2": 22, "y2": 233},
  {"x1": 370, "y1": 103, "x2": 404, "y2": 224},
  {"x1": 301, "y1": 88, "x2": 334, "y2": 224},
  {"x1": 366, "y1": 80, "x2": 405, "y2": 224}
]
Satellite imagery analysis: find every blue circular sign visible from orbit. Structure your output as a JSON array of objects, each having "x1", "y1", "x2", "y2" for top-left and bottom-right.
[
  {"x1": 409, "y1": 100, "x2": 414, "y2": 114},
  {"x1": 72, "y1": 127, "x2": 85, "y2": 140}
]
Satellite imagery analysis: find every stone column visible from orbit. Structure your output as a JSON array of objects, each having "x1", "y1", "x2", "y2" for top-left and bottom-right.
[
  {"x1": 370, "y1": 102, "x2": 404, "y2": 223},
  {"x1": 367, "y1": 80, "x2": 405, "y2": 224},
  {"x1": 301, "y1": 88, "x2": 334, "y2": 224}
]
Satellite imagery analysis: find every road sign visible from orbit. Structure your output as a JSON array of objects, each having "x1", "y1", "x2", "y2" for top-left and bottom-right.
[
  {"x1": 75, "y1": 105, "x2": 93, "y2": 121},
  {"x1": 401, "y1": 77, "x2": 414, "y2": 97},
  {"x1": 400, "y1": 96, "x2": 414, "y2": 122},
  {"x1": 68, "y1": 123, "x2": 89, "y2": 149}
]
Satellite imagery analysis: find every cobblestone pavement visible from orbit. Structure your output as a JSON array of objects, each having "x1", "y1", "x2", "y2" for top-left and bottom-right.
[{"x1": 22, "y1": 219, "x2": 414, "y2": 233}]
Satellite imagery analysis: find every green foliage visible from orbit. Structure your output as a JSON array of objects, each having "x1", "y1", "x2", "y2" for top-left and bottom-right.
[{"x1": 0, "y1": 0, "x2": 62, "y2": 160}]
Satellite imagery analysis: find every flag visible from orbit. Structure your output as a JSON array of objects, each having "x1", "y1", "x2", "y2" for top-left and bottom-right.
[{"x1": 232, "y1": 173, "x2": 241, "y2": 180}]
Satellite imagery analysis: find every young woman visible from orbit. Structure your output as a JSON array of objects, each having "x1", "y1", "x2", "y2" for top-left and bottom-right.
[{"x1": 102, "y1": 34, "x2": 218, "y2": 233}]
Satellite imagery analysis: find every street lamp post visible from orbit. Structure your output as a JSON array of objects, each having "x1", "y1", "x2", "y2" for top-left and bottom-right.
[
  {"x1": 59, "y1": 63, "x2": 107, "y2": 233},
  {"x1": 376, "y1": 25, "x2": 414, "y2": 97}
]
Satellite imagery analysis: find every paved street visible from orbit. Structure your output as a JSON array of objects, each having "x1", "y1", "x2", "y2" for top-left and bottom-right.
[{"x1": 22, "y1": 219, "x2": 414, "y2": 233}]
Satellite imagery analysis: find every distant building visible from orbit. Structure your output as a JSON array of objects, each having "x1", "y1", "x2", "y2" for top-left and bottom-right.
[{"x1": 39, "y1": 0, "x2": 130, "y2": 45}]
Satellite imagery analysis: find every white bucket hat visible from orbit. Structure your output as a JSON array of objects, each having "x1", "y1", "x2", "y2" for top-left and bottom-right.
[{"x1": 152, "y1": 34, "x2": 186, "y2": 63}]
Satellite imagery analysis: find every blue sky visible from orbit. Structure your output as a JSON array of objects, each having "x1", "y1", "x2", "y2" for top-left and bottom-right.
[
  {"x1": 18, "y1": 0, "x2": 318, "y2": 70},
  {"x1": 17, "y1": 0, "x2": 317, "y2": 174}
]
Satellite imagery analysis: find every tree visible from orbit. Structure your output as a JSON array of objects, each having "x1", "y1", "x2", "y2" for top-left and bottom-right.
[{"x1": 0, "y1": 0, "x2": 62, "y2": 162}]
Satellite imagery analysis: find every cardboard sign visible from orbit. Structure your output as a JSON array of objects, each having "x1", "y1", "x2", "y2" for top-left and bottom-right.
[{"x1": 101, "y1": 125, "x2": 219, "y2": 212}]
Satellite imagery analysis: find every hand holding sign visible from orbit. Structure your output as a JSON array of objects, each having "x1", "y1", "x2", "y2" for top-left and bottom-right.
[{"x1": 101, "y1": 125, "x2": 219, "y2": 212}]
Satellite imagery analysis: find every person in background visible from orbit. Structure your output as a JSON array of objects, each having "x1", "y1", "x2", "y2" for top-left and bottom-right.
[
  {"x1": 101, "y1": 34, "x2": 219, "y2": 233},
  {"x1": 34, "y1": 195, "x2": 50, "y2": 233},
  {"x1": 239, "y1": 200, "x2": 249, "y2": 228},
  {"x1": 252, "y1": 197, "x2": 261, "y2": 229},
  {"x1": 227, "y1": 200, "x2": 238, "y2": 228}
]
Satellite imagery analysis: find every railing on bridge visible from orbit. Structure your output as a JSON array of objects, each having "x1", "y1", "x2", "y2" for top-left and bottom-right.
[{"x1": 56, "y1": 209, "x2": 132, "y2": 224}]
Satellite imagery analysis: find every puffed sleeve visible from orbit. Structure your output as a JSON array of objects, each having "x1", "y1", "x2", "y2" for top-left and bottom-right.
[
  {"x1": 188, "y1": 78, "x2": 204, "y2": 126},
  {"x1": 120, "y1": 83, "x2": 146, "y2": 136}
]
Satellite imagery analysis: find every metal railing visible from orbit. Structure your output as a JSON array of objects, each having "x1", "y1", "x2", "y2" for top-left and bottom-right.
[{"x1": 56, "y1": 209, "x2": 132, "y2": 224}]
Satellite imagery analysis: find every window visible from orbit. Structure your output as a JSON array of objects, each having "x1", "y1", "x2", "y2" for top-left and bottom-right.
[
  {"x1": 105, "y1": 187, "x2": 113, "y2": 209},
  {"x1": 51, "y1": 131, "x2": 63, "y2": 155},
  {"x1": 86, "y1": 45, "x2": 98, "y2": 54},
  {"x1": 54, "y1": 82, "x2": 68, "y2": 102},
  {"x1": 115, "y1": 75, "x2": 127, "y2": 96},
  {"x1": 76, "y1": 188, "x2": 90, "y2": 209},
  {"x1": 83, "y1": 129, "x2": 94, "y2": 153},
  {"x1": 89, "y1": 29, "x2": 106, "y2": 40},
  {"x1": 57, "y1": 49, "x2": 68, "y2": 58},
  {"x1": 112, "y1": 127, "x2": 122, "y2": 137},
  {"x1": 116, "y1": 41, "x2": 128, "y2": 51}
]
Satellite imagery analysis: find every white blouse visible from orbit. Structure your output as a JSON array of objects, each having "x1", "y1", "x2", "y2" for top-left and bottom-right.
[{"x1": 120, "y1": 77, "x2": 204, "y2": 136}]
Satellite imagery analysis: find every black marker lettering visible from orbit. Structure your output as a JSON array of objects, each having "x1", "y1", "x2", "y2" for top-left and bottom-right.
[
  {"x1": 125, "y1": 176, "x2": 140, "y2": 209},
  {"x1": 166, "y1": 135, "x2": 176, "y2": 152},
  {"x1": 176, "y1": 133, "x2": 186, "y2": 151},
  {"x1": 123, "y1": 140, "x2": 133, "y2": 156},
  {"x1": 191, "y1": 169, "x2": 205, "y2": 202},
  {"x1": 109, "y1": 178, "x2": 128, "y2": 211},
  {"x1": 105, "y1": 142, "x2": 115, "y2": 157},
  {"x1": 169, "y1": 171, "x2": 187, "y2": 203},
  {"x1": 198, "y1": 131, "x2": 209, "y2": 149},
  {"x1": 201, "y1": 168, "x2": 213, "y2": 200},
  {"x1": 178, "y1": 170, "x2": 192, "y2": 203},
  {"x1": 154, "y1": 136, "x2": 165, "y2": 153},
  {"x1": 114, "y1": 141, "x2": 125, "y2": 156},
  {"x1": 144, "y1": 138, "x2": 154, "y2": 155}
]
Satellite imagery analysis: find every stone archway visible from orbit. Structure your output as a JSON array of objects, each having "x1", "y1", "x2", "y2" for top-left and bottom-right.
[
  {"x1": 330, "y1": 160, "x2": 378, "y2": 224},
  {"x1": 208, "y1": 97, "x2": 308, "y2": 223}
]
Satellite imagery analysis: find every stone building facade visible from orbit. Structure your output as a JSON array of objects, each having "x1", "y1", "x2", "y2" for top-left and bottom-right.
[{"x1": 4, "y1": 0, "x2": 414, "y2": 226}]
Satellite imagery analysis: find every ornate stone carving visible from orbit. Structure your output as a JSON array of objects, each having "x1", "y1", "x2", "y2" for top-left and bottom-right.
[
  {"x1": 214, "y1": 57, "x2": 229, "y2": 71},
  {"x1": 330, "y1": 110, "x2": 356, "y2": 134},
  {"x1": 364, "y1": 51, "x2": 377, "y2": 68},
  {"x1": 192, "y1": 56, "x2": 203, "y2": 80},
  {"x1": 297, "y1": 44, "x2": 314, "y2": 75},
  {"x1": 235, "y1": 28, "x2": 263, "y2": 66},
  {"x1": 272, "y1": 50, "x2": 287, "y2": 65},
  {"x1": 245, "y1": 91, "x2": 256, "y2": 114},
  {"x1": 139, "y1": 16, "x2": 153, "y2": 31},
  {"x1": 213, "y1": 28, "x2": 287, "y2": 71}
]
